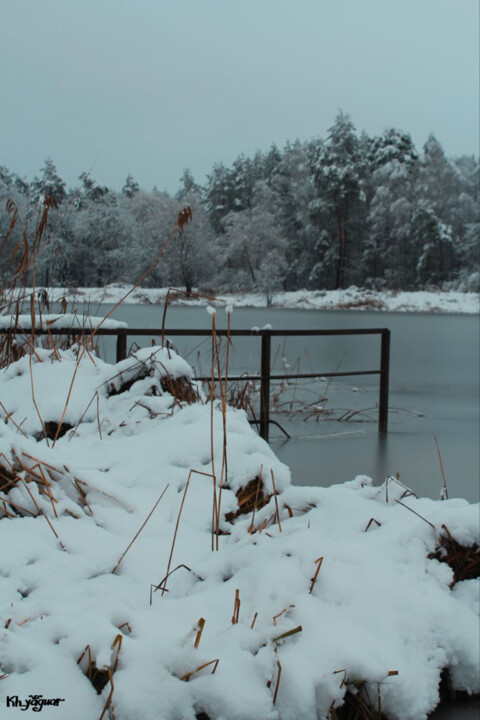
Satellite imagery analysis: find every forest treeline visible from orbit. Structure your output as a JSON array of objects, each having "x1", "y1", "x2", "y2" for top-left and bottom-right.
[{"x1": 1, "y1": 112, "x2": 478, "y2": 298}]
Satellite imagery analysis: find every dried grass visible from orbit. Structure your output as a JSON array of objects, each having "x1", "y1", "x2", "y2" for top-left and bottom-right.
[
  {"x1": 225, "y1": 475, "x2": 271, "y2": 524},
  {"x1": 428, "y1": 524, "x2": 480, "y2": 587},
  {"x1": 329, "y1": 672, "x2": 398, "y2": 720}
]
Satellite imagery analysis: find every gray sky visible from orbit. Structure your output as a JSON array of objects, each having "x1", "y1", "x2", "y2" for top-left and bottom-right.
[{"x1": 1, "y1": 0, "x2": 478, "y2": 193}]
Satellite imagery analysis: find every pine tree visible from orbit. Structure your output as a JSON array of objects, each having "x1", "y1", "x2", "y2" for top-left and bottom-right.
[
  {"x1": 312, "y1": 112, "x2": 366, "y2": 288},
  {"x1": 30, "y1": 158, "x2": 66, "y2": 205},
  {"x1": 122, "y1": 173, "x2": 140, "y2": 198}
]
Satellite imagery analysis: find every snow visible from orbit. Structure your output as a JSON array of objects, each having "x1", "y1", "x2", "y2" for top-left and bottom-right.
[
  {"x1": 17, "y1": 286, "x2": 479, "y2": 314},
  {"x1": 0, "y1": 313, "x2": 127, "y2": 331},
  {"x1": 0, "y1": 343, "x2": 478, "y2": 719}
]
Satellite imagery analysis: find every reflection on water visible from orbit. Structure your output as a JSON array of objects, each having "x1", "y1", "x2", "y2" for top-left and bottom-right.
[{"x1": 82, "y1": 304, "x2": 479, "y2": 502}]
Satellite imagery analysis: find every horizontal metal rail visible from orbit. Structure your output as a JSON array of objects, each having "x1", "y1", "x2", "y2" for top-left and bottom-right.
[
  {"x1": 194, "y1": 370, "x2": 381, "y2": 381},
  {"x1": 0, "y1": 327, "x2": 389, "y2": 336},
  {"x1": 0, "y1": 325, "x2": 390, "y2": 440}
]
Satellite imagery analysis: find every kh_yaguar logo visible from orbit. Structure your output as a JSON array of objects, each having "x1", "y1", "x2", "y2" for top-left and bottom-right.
[{"x1": 6, "y1": 695, "x2": 65, "y2": 712}]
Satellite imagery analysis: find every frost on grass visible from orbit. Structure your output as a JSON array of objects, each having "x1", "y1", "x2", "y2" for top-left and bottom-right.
[{"x1": 0, "y1": 348, "x2": 478, "y2": 720}]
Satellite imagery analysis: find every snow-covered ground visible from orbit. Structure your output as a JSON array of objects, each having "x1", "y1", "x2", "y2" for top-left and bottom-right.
[
  {"x1": 0, "y1": 314, "x2": 127, "y2": 331},
  {"x1": 16, "y1": 285, "x2": 480, "y2": 314},
  {"x1": 0, "y1": 332, "x2": 478, "y2": 719}
]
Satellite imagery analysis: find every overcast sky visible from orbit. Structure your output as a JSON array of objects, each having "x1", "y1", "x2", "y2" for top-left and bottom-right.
[{"x1": 1, "y1": 0, "x2": 478, "y2": 193}]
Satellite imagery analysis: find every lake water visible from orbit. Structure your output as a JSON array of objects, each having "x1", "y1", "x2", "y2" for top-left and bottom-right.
[{"x1": 88, "y1": 304, "x2": 479, "y2": 503}]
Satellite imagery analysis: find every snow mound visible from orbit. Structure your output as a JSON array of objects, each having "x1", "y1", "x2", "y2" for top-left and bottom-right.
[
  {"x1": 0, "y1": 348, "x2": 478, "y2": 719},
  {"x1": 0, "y1": 313, "x2": 127, "y2": 330}
]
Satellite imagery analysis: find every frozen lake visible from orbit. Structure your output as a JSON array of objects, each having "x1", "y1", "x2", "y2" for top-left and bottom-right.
[{"x1": 83, "y1": 303, "x2": 479, "y2": 504}]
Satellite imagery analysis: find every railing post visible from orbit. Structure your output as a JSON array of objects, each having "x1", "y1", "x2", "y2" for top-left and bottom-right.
[
  {"x1": 379, "y1": 330, "x2": 390, "y2": 433},
  {"x1": 116, "y1": 331, "x2": 127, "y2": 362},
  {"x1": 259, "y1": 332, "x2": 271, "y2": 442}
]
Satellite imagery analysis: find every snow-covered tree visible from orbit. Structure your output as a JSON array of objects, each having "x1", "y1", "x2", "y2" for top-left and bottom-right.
[
  {"x1": 311, "y1": 112, "x2": 366, "y2": 288},
  {"x1": 122, "y1": 173, "x2": 140, "y2": 198},
  {"x1": 413, "y1": 205, "x2": 455, "y2": 287},
  {"x1": 30, "y1": 159, "x2": 66, "y2": 205},
  {"x1": 220, "y1": 182, "x2": 286, "y2": 299},
  {"x1": 165, "y1": 191, "x2": 215, "y2": 295},
  {"x1": 363, "y1": 128, "x2": 419, "y2": 287}
]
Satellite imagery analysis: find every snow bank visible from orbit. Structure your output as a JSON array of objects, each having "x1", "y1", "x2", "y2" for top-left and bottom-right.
[
  {"x1": 0, "y1": 346, "x2": 478, "y2": 719},
  {"x1": 0, "y1": 313, "x2": 127, "y2": 331},
  {"x1": 18, "y1": 285, "x2": 479, "y2": 314}
]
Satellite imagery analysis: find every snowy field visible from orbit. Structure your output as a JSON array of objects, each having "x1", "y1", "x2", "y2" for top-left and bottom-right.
[
  {"x1": 18, "y1": 285, "x2": 480, "y2": 315},
  {"x1": 0, "y1": 332, "x2": 478, "y2": 719}
]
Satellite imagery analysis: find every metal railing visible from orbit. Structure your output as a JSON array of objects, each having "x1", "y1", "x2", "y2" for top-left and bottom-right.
[{"x1": 1, "y1": 326, "x2": 390, "y2": 441}]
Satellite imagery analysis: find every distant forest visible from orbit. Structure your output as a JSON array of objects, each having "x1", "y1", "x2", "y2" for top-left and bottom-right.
[{"x1": 1, "y1": 112, "x2": 479, "y2": 298}]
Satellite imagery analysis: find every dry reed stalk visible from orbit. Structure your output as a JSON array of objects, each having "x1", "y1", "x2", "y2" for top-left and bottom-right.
[
  {"x1": 98, "y1": 667, "x2": 115, "y2": 720},
  {"x1": 77, "y1": 633, "x2": 122, "y2": 719},
  {"x1": 161, "y1": 284, "x2": 226, "y2": 346},
  {"x1": 73, "y1": 476, "x2": 130, "y2": 510},
  {"x1": 151, "y1": 563, "x2": 204, "y2": 604},
  {"x1": 19, "y1": 478, "x2": 65, "y2": 549},
  {"x1": 0, "y1": 402, "x2": 29, "y2": 437},
  {"x1": 117, "y1": 622, "x2": 132, "y2": 635},
  {"x1": 21, "y1": 452, "x2": 60, "y2": 472},
  {"x1": 96, "y1": 392, "x2": 103, "y2": 439},
  {"x1": 0, "y1": 503, "x2": 16, "y2": 518},
  {"x1": 394, "y1": 499, "x2": 435, "y2": 529},
  {"x1": 364, "y1": 518, "x2": 381, "y2": 532},
  {"x1": 257, "y1": 518, "x2": 269, "y2": 534},
  {"x1": 272, "y1": 605, "x2": 295, "y2": 627},
  {"x1": 209, "y1": 312, "x2": 217, "y2": 552},
  {"x1": 384, "y1": 475, "x2": 418, "y2": 503},
  {"x1": 0, "y1": 452, "x2": 13, "y2": 469},
  {"x1": 161, "y1": 291, "x2": 171, "y2": 350},
  {"x1": 28, "y1": 352, "x2": 50, "y2": 446},
  {"x1": 270, "y1": 469, "x2": 282, "y2": 532},
  {"x1": 214, "y1": 315, "x2": 229, "y2": 550},
  {"x1": 194, "y1": 618, "x2": 206, "y2": 649},
  {"x1": 180, "y1": 658, "x2": 219, "y2": 682},
  {"x1": 112, "y1": 484, "x2": 169, "y2": 574},
  {"x1": 160, "y1": 470, "x2": 214, "y2": 596},
  {"x1": 333, "y1": 669, "x2": 347, "y2": 688},
  {"x1": 247, "y1": 467, "x2": 263, "y2": 533},
  {"x1": 68, "y1": 391, "x2": 102, "y2": 441},
  {"x1": 272, "y1": 660, "x2": 282, "y2": 705},
  {"x1": 272, "y1": 625, "x2": 302, "y2": 644},
  {"x1": 36, "y1": 464, "x2": 58, "y2": 518},
  {"x1": 161, "y1": 286, "x2": 225, "y2": 350},
  {"x1": 0, "y1": 493, "x2": 35, "y2": 517},
  {"x1": 20, "y1": 463, "x2": 45, "y2": 484},
  {"x1": 250, "y1": 612, "x2": 258, "y2": 629},
  {"x1": 16, "y1": 328, "x2": 43, "y2": 362},
  {"x1": 309, "y1": 556, "x2": 324, "y2": 594},
  {"x1": 71, "y1": 479, "x2": 93, "y2": 515},
  {"x1": 45, "y1": 322, "x2": 62, "y2": 361},
  {"x1": 231, "y1": 589, "x2": 241, "y2": 624},
  {"x1": 434, "y1": 435, "x2": 449, "y2": 499},
  {"x1": 77, "y1": 644, "x2": 93, "y2": 673},
  {"x1": 17, "y1": 617, "x2": 32, "y2": 626}
]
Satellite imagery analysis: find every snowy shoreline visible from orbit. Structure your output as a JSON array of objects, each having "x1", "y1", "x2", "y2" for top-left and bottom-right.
[
  {"x1": 0, "y1": 340, "x2": 478, "y2": 719},
  {"x1": 17, "y1": 285, "x2": 480, "y2": 315}
]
